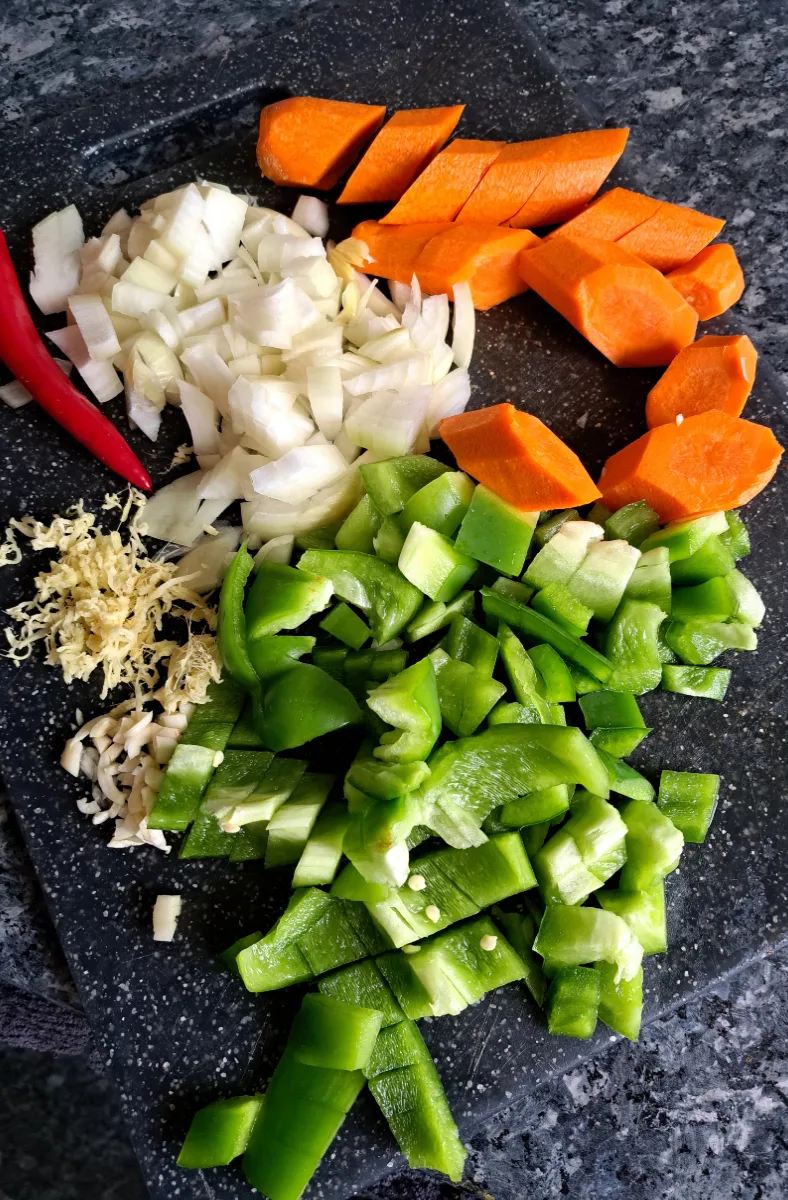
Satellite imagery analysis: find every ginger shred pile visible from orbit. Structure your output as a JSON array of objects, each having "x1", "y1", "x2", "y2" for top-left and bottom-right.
[{"x1": 3, "y1": 489, "x2": 217, "y2": 699}]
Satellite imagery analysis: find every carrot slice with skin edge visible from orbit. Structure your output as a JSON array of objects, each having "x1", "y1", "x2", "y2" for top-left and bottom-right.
[
  {"x1": 338, "y1": 106, "x2": 465, "y2": 205},
  {"x1": 598, "y1": 410, "x2": 783, "y2": 522},
  {"x1": 645, "y1": 334, "x2": 757, "y2": 429},
  {"x1": 518, "y1": 234, "x2": 698, "y2": 367},
  {"x1": 666, "y1": 244, "x2": 745, "y2": 320},
  {"x1": 380, "y1": 139, "x2": 505, "y2": 224},
  {"x1": 256, "y1": 97, "x2": 386, "y2": 190},
  {"x1": 453, "y1": 142, "x2": 549, "y2": 225},
  {"x1": 545, "y1": 187, "x2": 663, "y2": 243},
  {"x1": 616, "y1": 201, "x2": 725, "y2": 273},
  {"x1": 352, "y1": 220, "x2": 455, "y2": 285},
  {"x1": 413, "y1": 225, "x2": 539, "y2": 310},
  {"x1": 507, "y1": 128, "x2": 630, "y2": 229},
  {"x1": 441, "y1": 403, "x2": 602, "y2": 510}
]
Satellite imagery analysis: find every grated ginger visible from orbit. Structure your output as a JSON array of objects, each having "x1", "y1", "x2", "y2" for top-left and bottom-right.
[{"x1": 2, "y1": 489, "x2": 217, "y2": 699}]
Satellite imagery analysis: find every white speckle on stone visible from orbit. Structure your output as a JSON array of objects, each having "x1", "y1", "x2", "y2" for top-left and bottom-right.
[{"x1": 644, "y1": 86, "x2": 686, "y2": 112}]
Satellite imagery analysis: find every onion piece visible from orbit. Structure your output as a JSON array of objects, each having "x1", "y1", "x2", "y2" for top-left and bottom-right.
[
  {"x1": 228, "y1": 377, "x2": 313, "y2": 457},
  {"x1": 160, "y1": 184, "x2": 205, "y2": 257},
  {"x1": 178, "y1": 225, "x2": 217, "y2": 288},
  {"x1": 139, "y1": 307, "x2": 181, "y2": 351},
  {"x1": 29, "y1": 204, "x2": 84, "y2": 315},
  {"x1": 197, "y1": 445, "x2": 258, "y2": 501},
  {"x1": 80, "y1": 233, "x2": 123, "y2": 276},
  {"x1": 291, "y1": 196, "x2": 330, "y2": 238},
  {"x1": 180, "y1": 344, "x2": 234, "y2": 416},
  {"x1": 126, "y1": 347, "x2": 164, "y2": 440},
  {"x1": 451, "y1": 280, "x2": 475, "y2": 369},
  {"x1": 404, "y1": 293, "x2": 450, "y2": 352},
  {"x1": 343, "y1": 355, "x2": 431, "y2": 396},
  {"x1": 358, "y1": 328, "x2": 414, "y2": 363},
  {"x1": 231, "y1": 278, "x2": 320, "y2": 349},
  {"x1": 176, "y1": 298, "x2": 226, "y2": 338},
  {"x1": 143, "y1": 239, "x2": 180, "y2": 275},
  {"x1": 345, "y1": 387, "x2": 430, "y2": 457},
  {"x1": 307, "y1": 365, "x2": 343, "y2": 440},
  {"x1": 425, "y1": 367, "x2": 471, "y2": 437},
  {"x1": 242, "y1": 461, "x2": 364, "y2": 539},
  {"x1": 121, "y1": 256, "x2": 176, "y2": 294},
  {"x1": 141, "y1": 471, "x2": 229, "y2": 546},
  {"x1": 228, "y1": 354, "x2": 261, "y2": 377},
  {"x1": 133, "y1": 331, "x2": 183, "y2": 400},
  {"x1": 200, "y1": 185, "x2": 247, "y2": 265},
  {"x1": 102, "y1": 209, "x2": 132, "y2": 256},
  {"x1": 253, "y1": 535, "x2": 295, "y2": 569},
  {"x1": 177, "y1": 380, "x2": 220, "y2": 456},
  {"x1": 250, "y1": 443, "x2": 348, "y2": 504},
  {"x1": 48, "y1": 325, "x2": 123, "y2": 402},
  {"x1": 152, "y1": 894, "x2": 182, "y2": 942},
  {"x1": 112, "y1": 280, "x2": 173, "y2": 318},
  {"x1": 430, "y1": 341, "x2": 454, "y2": 383},
  {"x1": 68, "y1": 292, "x2": 121, "y2": 361},
  {"x1": 0, "y1": 381, "x2": 33, "y2": 409},
  {"x1": 388, "y1": 280, "x2": 411, "y2": 312},
  {"x1": 174, "y1": 526, "x2": 242, "y2": 592}
]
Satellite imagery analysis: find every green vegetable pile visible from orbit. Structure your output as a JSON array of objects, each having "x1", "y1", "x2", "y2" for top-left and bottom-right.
[{"x1": 147, "y1": 454, "x2": 761, "y2": 1199}]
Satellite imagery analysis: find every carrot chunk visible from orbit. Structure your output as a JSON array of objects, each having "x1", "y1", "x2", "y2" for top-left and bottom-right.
[
  {"x1": 645, "y1": 334, "x2": 757, "y2": 428},
  {"x1": 441, "y1": 403, "x2": 602, "y2": 509},
  {"x1": 666, "y1": 244, "x2": 745, "y2": 320},
  {"x1": 352, "y1": 220, "x2": 455, "y2": 285},
  {"x1": 453, "y1": 143, "x2": 548, "y2": 225},
  {"x1": 517, "y1": 235, "x2": 698, "y2": 368},
  {"x1": 599, "y1": 410, "x2": 782, "y2": 522},
  {"x1": 338, "y1": 106, "x2": 465, "y2": 204},
  {"x1": 507, "y1": 129, "x2": 630, "y2": 228},
  {"x1": 413, "y1": 225, "x2": 539, "y2": 310},
  {"x1": 616, "y1": 201, "x2": 725, "y2": 273},
  {"x1": 545, "y1": 187, "x2": 663, "y2": 242},
  {"x1": 380, "y1": 139, "x2": 505, "y2": 224},
  {"x1": 256, "y1": 97, "x2": 386, "y2": 190}
]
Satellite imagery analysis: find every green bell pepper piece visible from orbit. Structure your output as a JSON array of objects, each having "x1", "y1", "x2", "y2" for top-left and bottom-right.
[
  {"x1": 603, "y1": 599, "x2": 664, "y2": 694},
  {"x1": 597, "y1": 748, "x2": 655, "y2": 801},
  {"x1": 218, "y1": 543, "x2": 259, "y2": 690},
  {"x1": 534, "y1": 827, "x2": 603, "y2": 905},
  {"x1": 373, "y1": 514, "x2": 407, "y2": 563},
  {"x1": 398, "y1": 521, "x2": 477, "y2": 603},
  {"x1": 344, "y1": 791, "x2": 422, "y2": 886},
  {"x1": 345, "y1": 741, "x2": 431, "y2": 801},
  {"x1": 254, "y1": 663, "x2": 362, "y2": 751},
  {"x1": 532, "y1": 508, "x2": 581, "y2": 548},
  {"x1": 522, "y1": 821, "x2": 551, "y2": 859},
  {"x1": 595, "y1": 961, "x2": 643, "y2": 1040},
  {"x1": 567, "y1": 538, "x2": 641, "y2": 622},
  {"x1": 147, "y1": 743, "x2": 216, "y2": 831},
  {"x1": 671, "y1": 577, "x2": 738, "y2": 622},
  {"x1": 624, "y1": 545, "x2": 672, "y2": 614},
  {"x1": 246, "y1": 561, "x2": 333, "y2": 641},
  {"x1": 404, "y1": 590, "x2": 475, "y2": 642},
  {"x1": 359, "y1": 455, "x2": 450, "y2": 514},
  {"x1": 530, "y1": 582, "x2": 593, "y2": 637},
  {"x1": 569, "y1": 662, "x2": 602, "y2": 694},
  {"x1": 319, "y1": 603, "x2": 371, "y2": 650},
  {"x1": 546, "y1": 966, "x2": 600, "y2": 1038},
  {"x1": 454, "y1": 483, "x2": 538, "y2": 576},
  {"x1": 200, "y1": 749, "x2": 275, "y2": 824},
  {"x1": 661, "y1": 664, "x2": 731, "y2": 700},
  {"x1": 524, "y1": 519, "x2": 603, "y2": 589},
  {"x1": 533, "y1": 903, "x2": 643, "y2": 983},
  {"x1": 265, "y1": 773, "x2": 334, "y2": 868},
  {"x1": 491, "y1": 575, "x2": 534, "y2": 605},
  {"x1": 227, "y1": 700, "x2": 265, "y2": 749},
  {"x1": 488, "y1": 699, "x2": 547, "y2": 725},
  {"x1": 179, "y1": 810, "x2": 232, "y2": 859},
  {"x1": 497, "y1": 622, "x2": 552, "y2": 720},
  {"x1": 669, "y1": 535, "x2": 736, "y2": 586},
  {"x1": 311, "y1": 644, "x2": 348, "y2": 679},
  {"x1": 605, "y1": 501, "x2": 659, "y2": 547},
  {"x1": 527, "y1": 643, "x2": 576, "y2": 703},
  {"x1": 597, "y1": 882, "x2": 667, "y2": 955},
  {"x1": 181, "y1": 678, "x2": 247, "y2": 751},
  {"x1": 365, "y1": 657, "x2": 441, "y2": 762},
  {"x1": 292, "y1": 803, "x2": 350, "y2": 888},
  {"x1": 589, "y1": 727, "x2": 650, "y2": 757},
  {"x1": 727, "y1": 568, "x2": 765, "y2": 627},
  {"x1": 401, "y1": 470, "x2": 475, "y2": 537},
  {"x1": 294, "y1": 522, "x2": 342, "y2": 551},
  {"x1": 344, "y1": 648, "x2": 408, "y2": 697},
  {"x1": 640, "y1": 511, "x2": 729, "y2": 561},
  {"x1": 587, "y1": 502, "x2": 612, "y2": 526},
  {"x1": 246, "y1": 634, "x2": 315, "y2": 680},
  {"x1": 481, "y1": 589, "x2": 612, "y2": 682},
  {"x1": 657, "y1": 769, "x2": 720, "y2": 843},
  {"x1": 429, "y1": 648, "x2": 506, "y2": 737},
  {"x1": 500, "y1": 785, "x2": 571, "y2": 827},
  {"x1": 579, "y1": 690, "x2": 645, "y2": 729},
  {"x1": 665, "y1": 618, "x2": 757, "y2": 665},
  {"x1": 335, "y1": 495, "x2": 383, "y2": 552},
  {"x1": 446, "y1": 614, "x2": 499, "y2": 676},
  {"x1": 493, "y1": 910, "x2": 547, "y2": 1005},
  {"x1": 719, "y1": 510, "x2": 750, "y2": 560},
  {"x1": 205, "y1": 755, "x2": 306, "y2": 828},
  {"x1": 178, "y1": 1094, "x2": 263, "y2": 1168},
  {"x1": 619, "y1": 799, "x2": 684, "y2": 891},
  {"x1": 565, "y1": 792, "x2": 628, "y2": 882},
  {"x1": 291, "y1": 993, "x2": 383, "y2": 1072},
  {"x1": 299, "y1": 549, "x2": 423, "y2": 643}
]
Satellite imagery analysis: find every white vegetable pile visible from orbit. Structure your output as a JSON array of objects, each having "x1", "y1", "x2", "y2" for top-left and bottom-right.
[{"x1": 25, "y1": 185, "x2": 475, "y2": 550}]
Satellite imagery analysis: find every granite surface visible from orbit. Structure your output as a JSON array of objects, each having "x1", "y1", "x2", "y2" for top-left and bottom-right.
[{"x1": 1, "y1": 0, "x2": 787, "y2": 1197}]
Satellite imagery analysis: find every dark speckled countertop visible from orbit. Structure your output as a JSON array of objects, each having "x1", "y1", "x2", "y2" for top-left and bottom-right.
[{"x1": 1, "y1": 2, "x2": 787, "y2": 1198}]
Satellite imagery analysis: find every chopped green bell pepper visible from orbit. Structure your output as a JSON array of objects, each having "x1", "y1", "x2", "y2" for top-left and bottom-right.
[
  {"x1": 488, "y1": 699, "x2": 548, "y2": 725},
  {"x1": 530, "y1": 582, "x2": 593, "y2": 637},
  {"x1": 291, "y1": 993, "x2": 383, "y2": 1072},
  {"x1": 345, "y1": 742, "x2": 431, "y2": 802},
  {"x1": 657, "y1": 769, "x2": 720, "y2": 843},
  {"x1": 619, "y1": 799, "x2": 684, "y2": 891},
  {"x1": 227, "y1": 700, "x2": 265, "y2": 749},
  {"x1": 527, "y1": 643, "x2": 576, "y2": 703},
  {"x1": 579, "y1": 690, "x2": 645, "y2": 729},
  {"x1": 500, "y1": 785, "x2": 571, "y2": 827},
  {"x1": 245, "y1": 561, "x2": 333, "y2": 642},
  {"x1": 179, "y1": 810, "x2": 233, "y2": 859},
  {"x1": 400, "y1": 470, "x2": 475, "y2": 537},
  {"x1": 491, "y1": 575, "x2": 534, "y2": 605},
  {"x1": 546, "y1": 966, "x2": 600, "y2": 1038},
  {"x1": 205, "y1": 755, "x2": 306, "y2": 830},
  {"x1": 595, "y1": 961, "x2": 643, "y2": 1040},
  {"x1": 567, "y1": 538, "x2": 641, "y2": 622},
  {"x1": 640, "y1": 510, "x2": 728, "y2": 561},
  {"x1": 533, "y1": 903, "x2": 643, "y2": 983},
  {"x1": 247, "y1": 634, "x2": 315, "y2": 680},
  {"x1": 661, "y1": 664, "x2": 731, "y2": 700},
  {"x1": 178, "y1": 1094, "x2": 263, "y2": 1168},
  {"x1": 727, "y1": 569, "x2": 765, "y2": 627},
  {"x1": 624, "y1": 546, "x2": 672, "y2": 614},
  {"x1": 404, "y1": 589, "x2": 475, "y2": 642},
  {"x1": 597, "y1": 881, "x2": 667, "y2": 955},
  {"x1": 454, "y1": 484, "x2": 538, "y2": 576},
  {"x1": 319, "y1": 603, "x2": 371, "y2": 650},
  {"x1": 265, "y1": 773, "x2": 334, "y2": 868},
  {"x1": 398, "y1": 521, "x2": 478, "y2": 602},
  {"x1": 719, "y1": 510, "x2": 750, "y2": 560},
  {"x1": 532, "y1": 508, "x2": 581, "y2": 549},
  {"x1": 597, "y1": 748, "x2": 655, "y2": 801},
  {"x1": 429, "y1": 648, "x2": 507, "y2": 737},
  {"x1": 254, "y1": 663, "x2": 362, "y2": 751},
  {"x1": 359, "y1": 455, "x2": 450, "y2": 515},
  {"x1": 669, "y1": 535, "x2": 736, "y2": 585},
  {"x1": 311, "y1": 644, "x2": 347, "y2": 679},
  {"x1": 605, "y1": 500, "x2": 659, "y2": 547},
  {"x1": 524, "y1": 520, "x2": 603, "y2": 589},
  {"x1": 148, "y1": 744, "x2": 217, "y2": 832},
  {"x1": 493, "y1": 910, "x2": 547, "y2": 1005},
  {"x1": 365, "y1": 657, "x2": 441, "y2": 762},
  {"x1": 218, "y1": 543, "x2": 259, "y2": 690},
  {"x1": 292, "y1": 803, "x2": 350, "y2": 888},
  {"x1": 343, "y1": 791, "x2": 422, "y2": 886},
  {"x1": 446, "y1": 614, "x2": 499, "y2": 676},
  {"x1": 181, "y1": 678, "x2": 247, "y2": 751},
  {"x1": 665, "y1": 618, "x2": 757, "y2": 665},
  {"x1": 671, "y1": 577, "x2": 738, "y2": 622},
  {"x1": 481, "y1": 589, "x2": 612, "y2": 682},
  {"x1": 497, "y1": 623, "x2": 552, "y2": 720},
  {"x1": 373, "y1": 514, "x2": 408, "y2": 563},
  {"x1": 335, "y1": 494, "x2": 383, "y2": 553},
  {"x1": 299, "y1": 549, "x2": 423, "y2": 643},
  {"x1": 589, "y1": 727, "x2": 650, "y2": 757},
  {"x1": 603, "y1": 599, "x2": 665, "y2": 694}
]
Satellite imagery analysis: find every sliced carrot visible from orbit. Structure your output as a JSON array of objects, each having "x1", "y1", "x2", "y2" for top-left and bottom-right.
[
  {"x1": 380, "y1": 139, "x2": 505, "y2": 224},
  {"x1": 616, "y1": 201, "x2": 725, "y2": 273},
  {"x1": 598, "y1": 410, "x2": 782, "y2": 522},
  {"x1": 257, "y1": 97, "x2": 386, "y2": 190},
  {"x1": 441, "y1": 403, "x2": 602, "y2": 509},
  {"x1": 645, "y1": 334, "x2": 757, "y2": 428},
  {"x1": 413, "y1": 225, "x2": 539, "y2": 310},
  {"x1": 508, "y1": 129, "x2": 630, "y2": 228},
  {"x1": 545, "y1": 187, "x2": 663, "y2": 242},
  {"x1": 338, "y1": 106, "x2": 465, "y2": 205},
  {"x1": 517, "y1": 235, "x2": 698, "y2": 368},
  {"x1": 352, "y1": 220, "x2": 454, "y2": 285},
  {"x1": 666, "y1": 244, "x2": 745, "y2": 320},
  {"x1": 453, "y1": 143, "x2": 550, "y2": 225}
]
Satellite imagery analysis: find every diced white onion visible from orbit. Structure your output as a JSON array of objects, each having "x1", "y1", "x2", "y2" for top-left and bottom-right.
[
  {"x1": 307, "y1": 365, "x2": 343, "y2": 440},
  {"x1": 177, "y1": 381, "x2": 220, "y2": 456},
  {"x1": 253, "y1": 535, "x2": 295, "y2": 568},
  {"x1": 126, "y1": 347, "x2": 164, "y2": 440},
  {"x1": 141, "y1": 471, "x2": 229, "y2": 546},
  {"x1": 180, "y1": 344, "x2": 234, "y2": 416},
  {"x1": 425, "y1": 368, "x2": 471, "y2": 437},
  {"x1": 228, "y1": 376, "x2": 313, "y2": 457},
  {"x1": 68, "y1": 293, "x2": 121, "y2": 361},
  {"x1": 174, "y1": 526, "x2": 242, "y2": 592},
  {"x1": 29, "y1": 204, "x2": 84, "y2": 314},
  {"x1": 291, "y1": 196, "x2": 330, "y2": 238},
  {"x1": 160, "y1": 183, "x2": 205, "y2": 257},
  {"x1": 121, "y1": 256, "x2": 176, "y2": 294},
  {"x1": 345, "y1": 387, "x2": 430, "y2": 457},
  {"x1": 231, "y1": 277, "x2": 320, "y2": 349},
  {"x1": 250, "y1": 443, "x2": 348, "y2": 504},
  {"x1": 152, "y1": 894, "x2": 182, "y2": 942},
  {"x1": 388, "y1": 280, "x2": 412, "y2": 311},
  {"x1": 197, "y1": 445, "x2": 258, "y2": 502},
  {"x1": 452, "y1": 280, "x2": 475, "y2": 369},
  {"x1": 0, "y1": 381, "x2": 33, "y2": 409},
  {"x1": 177, "y1": 298, "x2": 226, "y2": 338},
  {"x1": 200, "y1": 185, "x2": 247, "y2": 265},
  {"x1": 343, "y1": 355, "x2": 431, "y2": 396},
  {"x1": 112, "y1": 280, "x2": 172, "y2": 318},
  {"x1": 133, "y1": 331, "x2": 183, "y2": 400}
]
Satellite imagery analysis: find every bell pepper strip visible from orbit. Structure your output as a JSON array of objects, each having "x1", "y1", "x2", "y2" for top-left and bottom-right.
[
  {"x1": 565, "y1": 539, "x2": 641, "y2": 622},
  {"x1": 298, "y1": 549, "x2": 424, "y2": 644},
  {"x1": 527, "y1": 644, "x2": 576, "y2": 704},
  {"x1": 488, "y1": 699, "x2": 548, "y2": 726},
  {"x1": 671, "y1": 577, "x2": 738, "y2": 623},
  {"x1": 227, "y1": 701, "x2": 266, "y2": 749},
  {"x1": 295, "y1": 522, "x2": 344, "y2": 551},
  {"x1": 199, "y1": 750, "x2": 275, "y2": 826},
  {"x1": 446, "y1": 615, "x2": 499, "y2": 677},
  {"x1": 0, "y1": 229, "x2": 151, "y2": 490},
  {"x1": 218, "y1": 544, "x2": 260, "y2": 691},
  {"x1": 178, "y1": 1094, "x2": 264, "y2": 1168},
  {"x1": 292, "y1": 804, "x2": 351, "y2": 889},
  {"x1": 727, "y1": 569, "x2": 765, "y2": 627},
  {"x1": 265, "y1": 773, "x2": 334, "y2": 869},
  {"x1": 720, "y1": 510, "x2": 750, "y2": 560},
  {"x1": 180, "y1": 677, "x2": 247, "y2": 751},
  {"x1": 604, "y1": 501, "x2": 660, "y2": 547},
  {"x1": 589, "y1": 727, "x2": 650, "y2": 757},
  {"x1": 335, "y1": 494, "x2": 383, "y2": 553},
  {"x1": 657, "y1": 769, "x2": 720, "y2": 843},
  {"x1": 343, "y1": 648, "x2": 408, "y2": 697},
  {"x1": 530, "y1": 582, "x2": 593, "y2": 637},
  {"x1": 345, "y1": 741, "x2": 431, "y2": 801},
  {"x1": 429, "y1": 647, "x2": 507, "y2": 736},
  {"x1": 500, "y1": 785, "x2": 571, "y2": 828},
  {"x1": 492, "y1": 575, "x2": 534, "y2": 605},
  {"x1": 597, "y1": 881, "x2": 667, "y2": 956},
  {"x1": 566, "y1": 793, "x2": 628, "y2": 882},
  {"x1": 291, "y1": 993, "x2": 383, "y2": 1072},
  {"x1": 481, "y1": 588, "x2": 613, "y2": 683},
  {"x1": 246, "y1": 561, "x2": 333, "y2": 641},
  {"x1": 319, "y1": 603, "x2": 371, "y2": 650},
  {"x1": 546, "y1": 966, "x2": 600, "y2": 1039},
  {"x1": 602, "y1": 599, "x2": 665, "y2": 694},
  {"x1": 668, "y1": 536, "x2": 736, "y2": 586},
  {"x1": 454, "y1": 484, "x2": 538, "y2": 576},
  {"x1": 533, "y1": 827, "x2": 605, "y2": 905},
  {"x1": 373, "y1": 515, "x2": 407, "y2": 564},
  {"x1": 179, "y1": 810, "x2": 234, "y2": 859},
  {"x1": 398, "y1": 521, "x2": 478, "y2": 603},
  {"x1": 312, "y1": 645, "x2": 348, "y2": 679},
  {"x1": 497, "y1": 623, "x2": 552, "y2": 720},
  {"x1": 366, "y1": 656, "x2": 442, "y2": 762},
  {"x1": 569, "y1": 662, "x2": 603, "y2": 695},
  {"x1": 596, "y1": 961, "x2": 643, "y2": 1041},
  {"x1": 343, "y1": 790, "x2": 423, "y2": 887},
  {"x1": 254, "y1": 662, "x2": 362, "y2": 752},
  {"x1": 318, "y1": 961, "x2": 467, "y2": 1181},
  {"x1": 400, "y1": 471, "x2": 475, "y2": 538},
  {"x1": 404, "y1": 590, "x2": 475, "y2": 642},
  {"x1": 579, "y1": 690, "x2": 645, "y2": 730},
  {"x1": 359, "y1": 455, "x2": 451, "y2": 515},
  {"x1": 493, "y1": 910, "x2": 547, "y2": 1005},
  {"x1": 665, "y1": 617, "x2": 757, "y2": 665},
  {"x1": 624, "y1": 546, "x2": 672, "y2": 614},
  {"x1": 533, "y1": 903, "x2": 643, "y2": 984},
  {"x1": 596, "y1": 748, "x2": 655, "y2": 802},
  {"x1": 661, "y1": 665, "x2": 731, "y2": 701},
  {"x1": 204, "y1": 755, "x2": 307, "y2": 828},
  {"x1": 246, "y1": 634, "x2": 315, "y2": 681},
  {"x1": 148, "y1": 744, "x2": 218, "y2": 832},
  {"x1": 641, "y1": 511, "x2": 728, "y2": 562},
  {"x1": 524, "y1": 520, "x2": 604, "y2": 590},
  {"x1": 533, "y1": 508, "x2": 581, "y2": 548},
  {"x1": 619, "y1": 799, "x2": 684, "y2": 892}
]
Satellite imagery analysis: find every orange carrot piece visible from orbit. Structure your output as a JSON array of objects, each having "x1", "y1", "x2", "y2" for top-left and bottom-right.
[
  {"x1": 598, "y1": 410, "x2": 782, "y2": 522},
  {"x1": 256, "y1": 97, "x2": 386, "y2": 190},
  {"x1": 517, "y1": 235, "x2": 698, "y2": 368},
  {"x1": 453, "y1": 143, "x2": 550, "y2": 225},
  {"x1": 616, "y1": 201, "x2": 725, "y2": 273},
  {"x1": 380, "y1": 139, "x2": 505, "y2": 224},
  {"x1": 545, "y1": 187, "x2": 663, "y2": 242},
  {"x1": 666, "y1": 244, "x2": 745, "y2": 320},
  {"x1": 645, "y1": 334, "x2": 757, "y2": 429},
  {"x1": 441, "y1": 403, "x2": 602, "y2": 509},
  {"x1": 508, "y1": 129, "x2": 630, "y2": 228},
  {"x1": 413, "y1": 225, "x2": 539, "y2": 310},
  {"x1": 352, "y1": 220, "x2": 455, "y2": 285},
  {"x1": 338, "y1": 106, "x2": 465, "y2": 205}
]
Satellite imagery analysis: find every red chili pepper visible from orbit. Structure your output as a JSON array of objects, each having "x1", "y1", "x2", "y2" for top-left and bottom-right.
[{"x1": 0, "y1": 229, "x2": 152, "y2": 491}]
